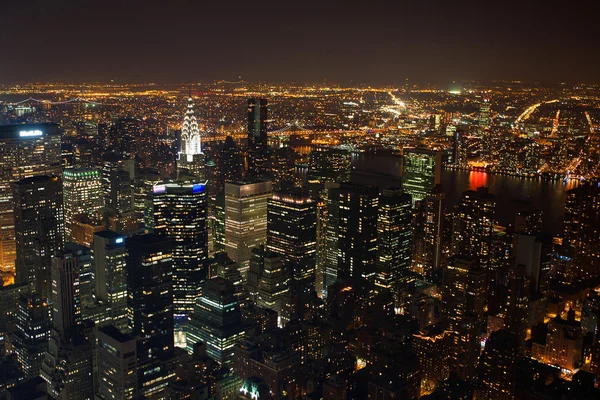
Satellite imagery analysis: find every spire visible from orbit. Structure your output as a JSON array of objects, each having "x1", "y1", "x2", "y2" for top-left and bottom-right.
[{"x1": 181, "y1": 95, "x2": 202, "y2": 159}]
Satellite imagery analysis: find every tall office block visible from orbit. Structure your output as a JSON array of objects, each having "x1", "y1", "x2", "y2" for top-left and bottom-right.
[
  {"x1": 478, "y1": 330, "x2": 518, "y2": 400},
  {"x1": 452, "y1": 186, "x2": 496, "y2": 269},
  {"x1": 63, "y1": 168, "x2": 104, "y2": 241},
  {"x1": 101, "y1": 152, "x2": 134, "y2": 209},
  {"x1": 92, "y1": 231, "x2": 128, "y2": 331},
  {"x1": 50, "y1": 252, "x2": 81, "y2": 337},
  {"x1": 320, "y1": 183, "x2": 341, "y2": 297},
  {"x1": 376, "y1": 188, "x2": 412, "y2": 293},
  {"x1": 177, "y1": 96, "x2": 205, "y2": 178},
  {"x1": 185, "y1": 277, "x2": 245, "y2": 365},
  {"x1": 0, "y1": 282, "x2": 27, "y2": 357},
  {"x1": 64, "y1": 242, "x2": 94, "y2": 309},
  {"x1": 154, "y1": 181, "x2": 208, "y2": 319},
  {"x1": 247, "y1": 98, "x2": 270, "y2": 180},
  {"x1": 0, "y1": 123, "x2": 61, "y2": 273},
  {"x1": 336, "y1": 183, "x2": 379, "y2": 283},
  {"x1": 13, "y1": 175, "x2": 64, "y2": 298},
  {"x1": 563, "y1": 184, "x2": 600, "y2": 280},
  {"x1": 126, "y1": 234, "x2": 175, "y2": 399},
  {"x1": 401, "y1": 148, "x2": 441, "y2": 204},
  {"x1": 412, "y1": 186, "x2": 445, "y2": 280},
  {"x1": 12, "y1": 293, "x2": 51, "y2": 378},
  {"x1": 267, "y1": 191, "x2": 317, "y2": 292},
  {"x1": 97, "y1": 325, "x2": 137, "y2": 400},
  {"x1": 225, "y1": 181, "x2": 272, "y2": 279},
  {"x1": 133, "y1": 168, "x2": 162, "y2": 230}
]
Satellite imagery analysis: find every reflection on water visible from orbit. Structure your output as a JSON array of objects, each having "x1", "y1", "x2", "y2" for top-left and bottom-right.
[{"x1": 349, "y1": 153, "x2": 575, "y2": 235}]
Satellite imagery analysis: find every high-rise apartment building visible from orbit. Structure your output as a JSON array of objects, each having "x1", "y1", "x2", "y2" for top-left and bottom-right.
[
  {"x1": 13, "y1": 175, "x2": 64, "y2": 298},
  {"x1": 0, "y1": 123, "x2": 61, "y2": 274},
  {"x1": 225, "y1": 181, "x2": 272, "y2": 279},
  {"x1": 267, "y1": 191, "x2": 317, "y2": 292},
  {"x1": 401, "y1": 148, "x2": 441, "y2": 204},
  {"x1": 154, "y1": 181, "x2": 208, "y2": 319}
]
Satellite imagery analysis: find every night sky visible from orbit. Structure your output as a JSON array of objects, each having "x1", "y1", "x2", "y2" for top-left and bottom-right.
[{"x1": 2, "y1": 0, "x2": 598, "y2": 84}]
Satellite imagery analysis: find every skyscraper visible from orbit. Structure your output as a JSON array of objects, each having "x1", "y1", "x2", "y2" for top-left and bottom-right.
[
  {"x1": 178, "y1": 96, "x2": 205, "y2": 179},
  {"x1": 336, "y1": 183, "x2": 379, "y2": 283},
  {"x1": 63, "y1": 168, "x2": 104, "y2": 241},
  {"x1": 0, "y1": 123, "x2": 61, "y2": 274},
  {"x1": 478, "y1": 329, "x2": 518, "y2": 400},
  {"x1": 185, "y1": 277, "x2": 245, "y2": 365},
  {"x1": 267, "y1": 191, "x2": 317, "y2": 292},
  {"x1": 96, "y1": 325, "x2": 137, "y2": 400},
  {"x1": 376, "y1": 188, "x2": 412, "y2": 293},
  {"x1": 92, "y1": 231, "x2": 128, "y2": 331},
  {"x1": 126, "y1": 234, "x2": 175, "y2": 398},
  {"x1": 563, "y1": 184, "x2": 600, "y2": 280},
  {"x1": 13, "y1": 175, "x2": 64, "y2": 298},
  {"x1": 221, "y1": 136, "x2": 242, "y2": 190},
  {"x1": 153, "y1": 181, "x2": 208, "y2": 319},
  {"x1": 247, "y1": 98, "x2": 270, "y2": 180},
  {"x1": 478, "y1": 99, "x2": 492, "y2": 135},
  {"x1": 412, "y1": 186, "x2": 445, "y2": 280},
  {"x1": 401, "y1": 148, "x2": 442, "y2": 204},
  {"x1": 452, "y1": 186, "x2": 496, "y2": 269},
  {"x1": 307, "y1": 149, "x2": 351, "y2": 184},
  {"x1": 50, "y1": 252, "x2": 82, "y2": 337},
  {"x1": 12, "y1": 293, "x2": 51, "y2": 378},
  {"x1": 225, "y1": 181, "x2": 272, "y2": 279}
]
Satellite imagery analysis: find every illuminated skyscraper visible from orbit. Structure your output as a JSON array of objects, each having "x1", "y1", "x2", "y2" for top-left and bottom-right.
[
  {"x1": 12, "y1": 293, "x2": 51, "y2": 378},
  {"x1": 267, "y1": 191, "x2": 317, "y2": 293},
  {"x1": 13, "y1": 175, "x2": 64, "y2": 298},
  {"x1": 412, "y1": 186, "x2": 445, "y2": 280},
  {"x1": 185, "y1": 277, "x2": 245, "y2": 365},
  {"x1": 126, "y1": 234, "x2": 175, "y2": 399},
  {"x1": 0, "y1": 123, "x2": 61, "y2": 274},
  {"x1": 153, "y1": 181, "x2": 208, "y2": 319},
  {"x1": 401, "y1": 148, "x2": 442, "y2": 204},
  {"x1": 478, "y1": 99, "x2": 491, "y2": 135},
  {"x1": 247, "y1": 98, "x2": 270, "y2": 180},
  {"x1": 50, "y1": 252, "x2": 81, "y2": 337},
  {"x1": 96, "y1": 325, "x2": 137, "y2": 400},
  {"x1": 248, "y1": 247, "x2": 289, "y2": 316},
  {"x1": 452, "y1": 186, "x2": 496, "y2": 270},
  {"x1": 224, "y1": 181, "x2": 272, "y2": 279},
  {"x1": 478, "y1": 329, "x2": 518, "y2": 400},
  {"x1": 376, "y1": 188, "x2": 412, "y2": 293},
  {"x1": 563, "y1": 183, "x2": 600, "y2": 280},
  {"x1": 92, "y1": 231, "x2": 128, "y2": 331},
  {"x1": 221, "y1": 136, "x2": 242, "y2": 188},
  {"x1": 63, "y1": 168, "x2": 104, "y2": 241},
  {"x1": 178, "y1": 96, "x2": 205, "y2": 179}
]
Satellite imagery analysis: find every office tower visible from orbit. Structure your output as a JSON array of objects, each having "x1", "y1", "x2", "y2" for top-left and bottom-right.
[
  {"x1": 478, "y1": 99, "x2": 492, "y2": 135},
  {"x1": 0, "y1": 123, "x2": 61, "y2": 274},
  {"x1": 42, "y1": 251, "x2": 94, "y2": 400},
  {"x1": 50, "y1": 252, "x2": 81, "y2": 337},
  {"x1": 267, "y1": 191, "x2": 317, "y2": 292},
  {"x1": 0, "y1": 282, "x2": 27, "y2": 356},
  {"x1": 453, "y1": 130, "x2": 468, "y2": 166},
  {"x1": 63, "y1": 168, "x2": 104, "y2": 241},
  {"x1": 209, "y1": 252, "x2": 250, "y2": 308},
  {"x1": 153, "y1": 181, "x2": 208, "y2": 319},
  {"x1": 271, "y1": 147, "x2": 298, "y2": 190},
  {"x1": 441, "y1": 256, "x2": 486, "y2": 380},
  {"x1": 401, "y1": 148, "x2": 442, "y2": 204},
  {"x1": 13, "y1": 176, "x2": 64, "y2": 298},
  {"x1": 178, "y1": 96, "x2": 205, "y2": 179},
  {"x1": 336, "y1": 183, "x2": 379, "y2": 283},
  {"x1": 126, "y1": 234, "x2": 175, "y2": 398},
  {"x1": 185, "y1": 277, "x2": 245, "y2": 365},
  {"x1": 225, "y1": 181, "x2": 272, "y2": 279},
  {"x1": 101, "y1": 152, "x2": 134, "y2": 206},
  {"x1": 109, "y1": 118, "x2": 141, "y2": 155},
  {"x1": 222, "y1": 136, "x2": 242, "y2": 183},
  {"x1": 452, "y1": 186, "x2": 496, "y2": 269},
  {"x1": 133, "y1": 168, "x2": 162, "y2": 230},
  {"x1": 96, "y1": 325, "x2": 137, "y2": 400},
  {"x1": 210, "y1": 194, "x2": 227, "y2": 255},
  {"x1": 317, "y1": 182, "x2": 340, "y2": 297},
  {"x1": 64, "y1": 242, "x2": 94, "y2": 309},
  {"x1": 376, "y1": 188, "x2": 412, "y2": 294},
  {"x1": 254, "y1": 250, "x2": 289, "y2": 316},
  {"x1": 412, "y1": 186, "x2": 445, "y2": 280},
  {"x1": 12, "y1": 294, "x2": 51, "y2": 378},
  {"x1": 412, "y1": 326, "x2": 452, "y2": 395},
  {"x1": 92, "y1": 231, "x2": 128, "y2": 331},
  {"x1": 307, "y1": 149, "x2": 351, "y2": 183},
  {"x1": 478, "y1": 329, "x2": 518, "y2": 400},
  {"x1": 563, "y1": 184, "x2": 600, "y2": 280},
  {"x1": 247, "y1": 98, "x2": 270, "y2": 180},
  {"x1": 108, "y1": 169, "x2": 135, "y2": 213}
]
